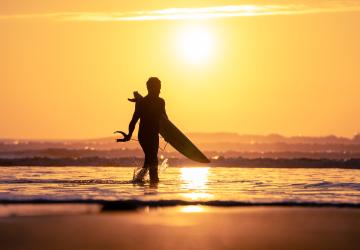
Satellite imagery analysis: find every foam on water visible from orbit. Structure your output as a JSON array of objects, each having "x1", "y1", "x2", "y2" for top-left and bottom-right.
[{"x1": 132, "y1": 158, "x2": 168, "y2": 182}]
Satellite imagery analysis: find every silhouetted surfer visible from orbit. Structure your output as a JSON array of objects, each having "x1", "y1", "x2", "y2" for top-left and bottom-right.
[{"x1": 117, "y1": 77, "x2": 167, "y2": 183}]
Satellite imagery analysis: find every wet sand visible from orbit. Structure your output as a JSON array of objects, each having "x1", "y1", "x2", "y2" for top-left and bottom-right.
[{"x1": 0, "y1": 206, "x2": 360, "y2": 250}]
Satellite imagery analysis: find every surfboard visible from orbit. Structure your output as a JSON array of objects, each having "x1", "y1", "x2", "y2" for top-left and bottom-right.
[{"x1": 129, "y1": 91, "x2": 210, "y2": 163}]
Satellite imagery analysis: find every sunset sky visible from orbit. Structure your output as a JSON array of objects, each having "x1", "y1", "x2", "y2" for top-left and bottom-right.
[{"x1": 1, "y1": 0, "x2": 360, "y2": 139}]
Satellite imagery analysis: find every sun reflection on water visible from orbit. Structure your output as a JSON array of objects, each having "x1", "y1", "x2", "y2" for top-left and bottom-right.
[
  {"x1": 180, "y1": 167, "x2": 213, "y2": 200},
  {"x1": 181, "y1": 167, "x2": 209, "y2": 189},
  {"x1": 179, "y1": 205, "x2": 205, "y2": 213}
]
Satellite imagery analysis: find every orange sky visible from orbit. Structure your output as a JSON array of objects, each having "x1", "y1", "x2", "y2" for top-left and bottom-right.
[{"x1": 1, "y1": 1, "x2": 360, "y2": 139}]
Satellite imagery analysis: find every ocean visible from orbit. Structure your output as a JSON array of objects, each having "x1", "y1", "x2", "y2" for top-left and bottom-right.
[{"x1": 1, "y1": 165, "x2": 360, "y2": 205}]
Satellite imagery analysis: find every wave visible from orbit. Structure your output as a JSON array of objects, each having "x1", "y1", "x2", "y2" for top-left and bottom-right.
[
  {"x1": 0, "y1": 199, "x2": 360, "y2": 210},
  {"x1": 304, "y1": 181, "x2": 360, "y2": 191},
  {"x1": 2, "y1": 179, "x2": 360, "y2": 191}
]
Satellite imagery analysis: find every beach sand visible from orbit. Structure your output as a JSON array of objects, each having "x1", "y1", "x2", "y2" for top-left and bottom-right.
[{"x1": 0, "y1": 205, "x2": 359, "y2": 250}]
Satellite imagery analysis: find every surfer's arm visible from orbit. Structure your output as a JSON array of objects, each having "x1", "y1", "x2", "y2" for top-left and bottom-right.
[{"x1": 127, "y1": 103, "x2": 140, "y2": 140}]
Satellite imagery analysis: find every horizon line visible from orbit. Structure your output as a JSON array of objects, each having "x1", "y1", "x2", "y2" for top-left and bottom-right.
[{"x1": 1, "y1": 132, "x2": 360, "y2": 142}]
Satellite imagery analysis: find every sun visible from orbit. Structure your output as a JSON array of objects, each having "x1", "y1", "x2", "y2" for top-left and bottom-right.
[{"x1": 177, "y1": 26, "x2": 215, "y2": 64}]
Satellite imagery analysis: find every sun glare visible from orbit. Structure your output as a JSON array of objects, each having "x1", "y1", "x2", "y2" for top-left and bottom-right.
[
  {"x1": 177, "y1": 26, "x2": 215, "y2": 64},
  {"x1": 180, "y1": 167, "x2": 213, "y2": 200},
  {"x1": 181, "y1": 167, "x2": 209, "y2": 189},
  {"x1": 180, "y1": 205, "x2": 205, "y2": 213}
]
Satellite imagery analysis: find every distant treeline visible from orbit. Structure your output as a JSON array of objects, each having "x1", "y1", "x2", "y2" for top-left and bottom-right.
[{"x1": 1, "y1": 157, "x2": 360, "y2": 169}]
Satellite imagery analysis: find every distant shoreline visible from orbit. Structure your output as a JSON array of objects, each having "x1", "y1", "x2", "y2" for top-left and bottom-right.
[{"x1": 1, "y1": 157, "x2": 360, "y2": 169}]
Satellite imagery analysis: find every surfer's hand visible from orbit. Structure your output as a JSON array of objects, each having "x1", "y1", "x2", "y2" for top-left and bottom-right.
[
  {"x1": 116, "y1": 135, "x2": 130, "y2": 142},
  {"x1": 114, "y1": 131, "x2": 131, "y2": 142}
]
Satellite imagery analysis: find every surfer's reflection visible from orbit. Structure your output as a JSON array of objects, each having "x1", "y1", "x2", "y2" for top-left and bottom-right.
[{"x1": 116, "y1": 77, "x2": 167, "y2": 183}]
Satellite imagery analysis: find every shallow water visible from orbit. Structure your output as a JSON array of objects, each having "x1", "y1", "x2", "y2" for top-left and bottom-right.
[{"x1": 0, "y1": 166, "x2": 360, "y2": 204}]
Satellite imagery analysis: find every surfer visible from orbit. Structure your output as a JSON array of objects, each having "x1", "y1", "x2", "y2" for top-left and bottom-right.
[{"x1": 117, "y1": 77, "x2": 167, "y2": 183}]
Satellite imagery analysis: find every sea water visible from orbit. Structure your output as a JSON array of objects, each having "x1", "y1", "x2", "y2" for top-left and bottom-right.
[{"x1": 0, "y1": 166, "x2": 360, "y2": 204}]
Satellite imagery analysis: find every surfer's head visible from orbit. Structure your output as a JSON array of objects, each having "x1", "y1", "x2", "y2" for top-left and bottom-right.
[{"x1": 146, "y1": 77, "x2": 161, "y2": 96}]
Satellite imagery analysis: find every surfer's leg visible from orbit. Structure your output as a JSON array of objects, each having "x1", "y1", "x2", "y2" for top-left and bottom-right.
[
  {"x1": 139, "y1": 139, "x2": 150, "y2": 170},
  {"x1": 148, "y1": 136, "x2": 159, "y2": 183},
  {"x1": 134, "y1": 139, "x2": 150, "y2": 182},
  {"x1": 139, "y1": 134, "x2": 159, "y2": 182}
]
